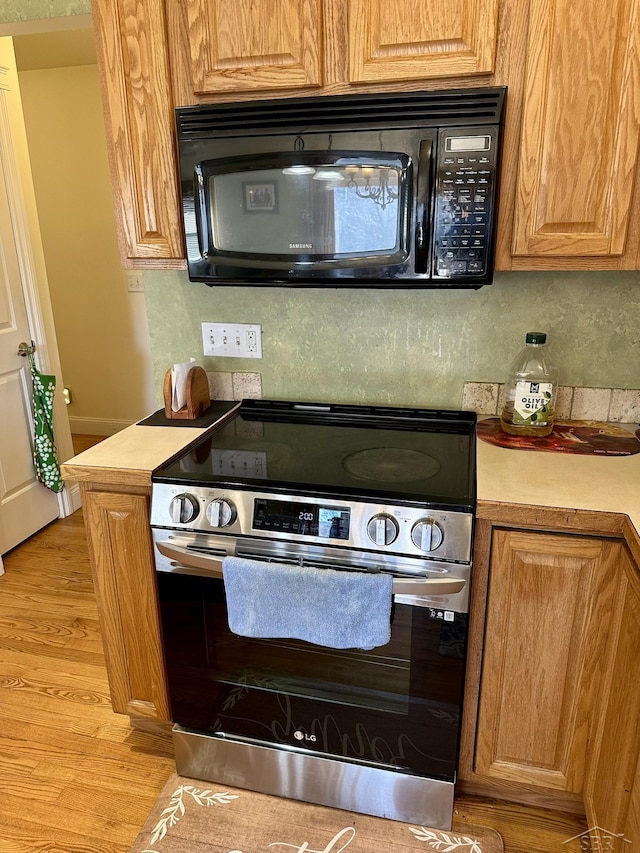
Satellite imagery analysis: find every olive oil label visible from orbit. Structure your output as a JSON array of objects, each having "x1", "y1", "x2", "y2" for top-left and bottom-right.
[{"x1": 513, "y1": 381, "x2": 553, "y2": 425}]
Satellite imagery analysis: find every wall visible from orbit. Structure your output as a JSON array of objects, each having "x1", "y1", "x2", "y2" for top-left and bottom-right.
[
  {"x1": 17, "y1": 62, "x2": 156, "y2": 431},
  {"x1": 144, "y1": 269, "x2": 640, "y2": 409},
  {"x1": 0, "y1": 3, "x2": 89, "y2": 23}
]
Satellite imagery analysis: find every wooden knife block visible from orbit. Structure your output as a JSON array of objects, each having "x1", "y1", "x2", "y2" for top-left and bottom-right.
[{"x1": 163, "y1": 366, "x2": 210, "y2": 419}]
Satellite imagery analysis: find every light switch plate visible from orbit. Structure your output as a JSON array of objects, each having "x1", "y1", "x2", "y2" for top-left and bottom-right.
[{"x1": 202, "y1": 322, "x2": 262, "y2": 359}]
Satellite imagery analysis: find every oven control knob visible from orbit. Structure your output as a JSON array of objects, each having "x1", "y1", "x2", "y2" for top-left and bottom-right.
[
  {"x1": 411, "y1": 519, "x2": 444, "y2": 552},
  {"x1": 169, "y1": 493, "x2": 199, "y2": 524},
  {"x1": 366, "y1": 513, "x2": 399, "y2": 547},
  {"x1": 206, "y1": 498, "x2": 237, "y2": 528}
]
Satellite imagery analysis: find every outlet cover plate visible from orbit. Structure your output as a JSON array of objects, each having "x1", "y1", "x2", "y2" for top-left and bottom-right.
[
  {"x1": 202, "y1": 322, "x2": 262, "y2": 359},
  {"x1": 125, "y1": 271, "x2": 144, "y2": 292}
]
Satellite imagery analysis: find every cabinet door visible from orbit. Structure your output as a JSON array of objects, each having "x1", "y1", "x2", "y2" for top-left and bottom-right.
[
  {"x1": 83, "y1": 488, "x2": 170, "y2": 721},
  {"x1": 475, "y1": 530, "x2": 621, "y2": 793},
  {"x1": 92, "y1": 0, "x2": 184, "y2": 265},
  {"x1": 348, "y1": 0, "x2": 499, "y2": 84},
  {"x1": 184, "y1": 0, "x2": 323, "y2": 94},
  {"x1": 584, "y1": 545, "x2": 640, "y2": 849},
  {"x1": 512, "y1": 0, "x2": 640, "y2": 258}
]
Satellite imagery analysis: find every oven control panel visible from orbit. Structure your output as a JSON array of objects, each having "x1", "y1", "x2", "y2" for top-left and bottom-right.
[
  {"x1": 151, "y1": 483, "x2": 473, "y2": 564},
  {"x1": 253, "y1": 497, "x2": 351, "y2": 541}
]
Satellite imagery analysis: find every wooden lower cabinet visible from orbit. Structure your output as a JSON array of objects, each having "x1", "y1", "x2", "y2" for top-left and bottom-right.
[
  {"x1": 584, "y1": 544, "x2": 640, "y2": 849},
  {"x1": 82, "y1": 484, "x2": 170, "y2": 722},
  {"x1": 475, "y1": 530, "x2": 624, "y2": 795}
]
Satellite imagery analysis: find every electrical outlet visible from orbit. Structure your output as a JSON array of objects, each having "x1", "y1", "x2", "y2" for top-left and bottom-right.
[
  {"x1": 202, "y1": 322, "x2": 262, "y2": 358},
  {"x1": 125, "y1": 272, "x2": 144, "y2": 292}
]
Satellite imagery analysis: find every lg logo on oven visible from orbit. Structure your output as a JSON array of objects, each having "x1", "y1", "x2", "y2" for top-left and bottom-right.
[{"x1": 294, "y1": 730, "x2": 317, "y2": 743}]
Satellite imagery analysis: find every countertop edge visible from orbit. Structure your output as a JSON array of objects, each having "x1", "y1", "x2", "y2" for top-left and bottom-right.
[
  {"x1": 60, "y1": 464, "x2": 154, "y2": 488},
  {"x1": 476, "y1": 499, "x2": 626, "y2": 535},
  {"x1": 477, "y1": 499, "x2": 640, "y2": 561}
]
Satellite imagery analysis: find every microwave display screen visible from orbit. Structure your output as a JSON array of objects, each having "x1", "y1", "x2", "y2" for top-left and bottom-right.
[
  {"x1": 201, "y1": 153, "x2": 410, "y2": 262},
  {"x1": 445, "y1": 135, "x2": 492, "y2": 153}
]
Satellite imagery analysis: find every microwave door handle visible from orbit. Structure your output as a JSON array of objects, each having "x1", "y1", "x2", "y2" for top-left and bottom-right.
[{"x1": 414, "y1": 139, "x2": 433, "y2": 274}]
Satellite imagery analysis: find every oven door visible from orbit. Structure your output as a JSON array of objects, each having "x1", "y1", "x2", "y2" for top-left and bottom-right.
[{"x1": 154, "y1": 531, "x2": 469, "y2": 783}]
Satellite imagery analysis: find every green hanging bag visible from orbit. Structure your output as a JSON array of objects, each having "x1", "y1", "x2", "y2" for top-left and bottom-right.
[{"x1": 27, "y1": 352, "x2": 63, "y2": 494}]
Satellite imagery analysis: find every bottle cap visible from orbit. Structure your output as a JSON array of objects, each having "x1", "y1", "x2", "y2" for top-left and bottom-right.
[{"x1": 525, "y1": 332, "x2": 547, "y2": 344}]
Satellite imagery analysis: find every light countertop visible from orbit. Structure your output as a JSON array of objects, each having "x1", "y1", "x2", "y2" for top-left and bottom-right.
[
  {"x1": 61, "y1": 422, "x2": 212, "y2": 483},
  {"x1": 60, "y1": 406, "x2": 239, "y2": 487},
  {"x1": 477, "y1": 434, "x2": 640, "y2": 538}
]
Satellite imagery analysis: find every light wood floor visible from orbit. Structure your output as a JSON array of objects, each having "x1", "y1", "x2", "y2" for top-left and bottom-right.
[
  {"x1": 71, "y1": 433, "x2": 108, "y2": 455},
  {"x1": 0, "y1": 508, "x2": 174, "y2": 851},
  {"x1": 0, "y1": 436, "x2": 588, "y2": 851}
]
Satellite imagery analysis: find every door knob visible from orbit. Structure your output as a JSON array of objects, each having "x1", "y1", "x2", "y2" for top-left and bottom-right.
[{"x1": 17, "y1": 341, "x2": 36, "y2": 357}]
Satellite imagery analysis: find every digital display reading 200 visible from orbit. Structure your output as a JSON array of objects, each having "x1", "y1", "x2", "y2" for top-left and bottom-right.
[{"x1": 253, "y1": 498, "x2": 350, "y2": 540}]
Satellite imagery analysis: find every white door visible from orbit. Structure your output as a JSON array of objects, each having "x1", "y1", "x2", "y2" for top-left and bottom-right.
[{"x1": 0, "y1": 38, "x2": 66, "y2": 557}]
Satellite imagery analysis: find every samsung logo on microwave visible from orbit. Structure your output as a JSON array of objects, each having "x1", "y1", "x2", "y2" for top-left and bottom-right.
[{"x1": 290, "y1": 243, "x2": 313, "y2": 250}]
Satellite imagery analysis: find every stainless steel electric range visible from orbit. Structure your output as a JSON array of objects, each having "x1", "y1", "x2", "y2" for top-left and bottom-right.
[{"x1": 150, "y1": 399, "x2": 476, "y2": 830}]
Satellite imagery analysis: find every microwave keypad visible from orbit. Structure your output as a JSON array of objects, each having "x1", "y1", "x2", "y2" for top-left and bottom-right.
[{"x1": 434, "y1": 152, "x2": 494, "y2": 278}]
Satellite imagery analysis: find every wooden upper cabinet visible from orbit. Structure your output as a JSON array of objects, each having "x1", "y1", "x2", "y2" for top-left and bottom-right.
[
  {"x1": 184, "y1": 0, "x2": 323, "y2": 94},
  {"x1": 92, "y1": 0, "x2": 640, "y2": 267},
  {"x1": 513, "y1": 0, "x2": 640, "y2": 258},
  {"x1": 92, "y1": 0, "x2": 183, "y2": 265},
  {"x1": 347, "y1": 0, "x2": 499, "y2": 84}
]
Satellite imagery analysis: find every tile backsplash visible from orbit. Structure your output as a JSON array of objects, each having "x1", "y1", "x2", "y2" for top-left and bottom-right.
[
  {"x1": 211, "y1": 373, "x2": 640, "y2": 424},
  {"x1": 462, "y1": 383, "x2": 640, "y2": 423},
  {"x1": 207, "y1": 371, "x2": 262, "y2": 401}
]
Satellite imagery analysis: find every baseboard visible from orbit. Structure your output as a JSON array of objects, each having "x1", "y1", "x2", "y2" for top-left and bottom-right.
[
  {"x1": 67, "y1": 416, "x2": 135, "y2": 436},
  {"x1": 58, "y1": 482, "x2": 82, "y2": 518}
]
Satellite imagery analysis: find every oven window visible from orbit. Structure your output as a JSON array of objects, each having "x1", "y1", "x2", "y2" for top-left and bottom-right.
[{"x1": 158, "y1": 572, "x2": 468, "y2": 781}]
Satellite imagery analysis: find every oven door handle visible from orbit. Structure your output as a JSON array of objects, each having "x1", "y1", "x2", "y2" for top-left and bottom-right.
[
  {"x1": 392, "y1": 577, "x2": 466, "y2": 596},
  {"x1": 155, "y1": 540, "x2": 466, "y2": 596},
  {"x1": 156, "y1": 539, "x2": 232, "y2": 573}
]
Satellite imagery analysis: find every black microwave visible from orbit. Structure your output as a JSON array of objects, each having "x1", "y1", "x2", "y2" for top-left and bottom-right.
[{"x1": 176, "y1": 86, "x2": 506, "y2": 289}]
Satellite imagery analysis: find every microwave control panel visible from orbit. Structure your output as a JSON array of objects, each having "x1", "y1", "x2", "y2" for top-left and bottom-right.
[{"x1": 432, "y1": 127, "x2": 499, "y2": 282}]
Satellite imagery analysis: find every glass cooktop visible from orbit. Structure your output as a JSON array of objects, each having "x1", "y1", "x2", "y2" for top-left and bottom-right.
[{"x1": 153, "y1": 400, "x2": 476, "y2": 510}]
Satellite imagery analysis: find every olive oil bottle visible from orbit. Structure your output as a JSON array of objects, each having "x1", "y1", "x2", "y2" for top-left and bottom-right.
[{"x1": 500, "y1": 332, "x2": 557, "y2": 437}]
